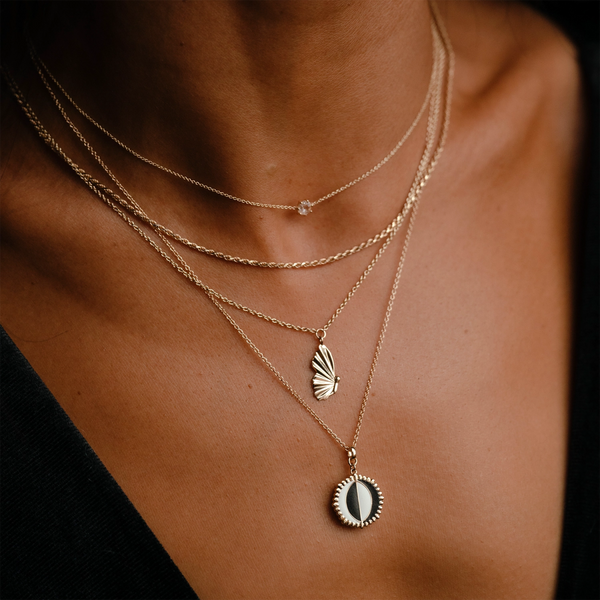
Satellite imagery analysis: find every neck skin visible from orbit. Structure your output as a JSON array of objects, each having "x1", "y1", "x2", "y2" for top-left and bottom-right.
[{"x1": 27, "y1": 0, "x2": 434, "y2": 257}]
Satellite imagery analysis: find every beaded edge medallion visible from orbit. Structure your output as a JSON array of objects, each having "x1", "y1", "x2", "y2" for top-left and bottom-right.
[{"x1": 332, "y1": 474, "x2": 383, "y2": 528}]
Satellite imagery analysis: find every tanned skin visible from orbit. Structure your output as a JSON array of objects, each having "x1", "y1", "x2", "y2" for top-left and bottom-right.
[{"x1": 1, "y1": 1, "x2": 582, "y2": 598}]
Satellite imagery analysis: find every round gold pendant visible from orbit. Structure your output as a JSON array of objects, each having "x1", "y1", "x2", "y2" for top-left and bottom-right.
[{"x1": 332, "y1": 474, "x2": 383, "y2": 528}]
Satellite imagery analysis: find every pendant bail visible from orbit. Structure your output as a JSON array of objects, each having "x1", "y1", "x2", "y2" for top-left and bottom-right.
[
  {"x1": 316, "y1": 328, "x2": 327, "y2": 343},
  {"x1": 347, "y1": 447, "x2": 358, "y2": 475}
]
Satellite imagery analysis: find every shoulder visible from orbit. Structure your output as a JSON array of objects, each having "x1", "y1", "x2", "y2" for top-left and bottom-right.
[
  {"x1": 443, "y1": 1, "x2": 581, "y2": 94},
  {"x1": 438, "y1": 1, "x2": 584, "y2": 226},
  {"x1": 422, "y1": 2, "x2": 584, "y2": 341},
  {"x1": 444, "y1": 0, "x2": 583, "y2": 154}
]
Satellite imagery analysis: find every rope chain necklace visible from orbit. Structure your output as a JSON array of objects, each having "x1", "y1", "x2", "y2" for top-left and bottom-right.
[
  {"x1": 27, "y1": 22, "x2": 439, "y2": 216},
  {"x1": 2, "y1": 4, "x2": 454, "y2": 527}
]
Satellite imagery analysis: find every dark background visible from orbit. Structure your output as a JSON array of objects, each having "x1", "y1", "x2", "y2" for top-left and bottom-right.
[{"x1": 1, "y1": 1, "x2": 600, "y2": 44}]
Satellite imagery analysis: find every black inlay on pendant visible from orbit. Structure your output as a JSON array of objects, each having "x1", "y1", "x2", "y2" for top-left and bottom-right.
[{"x1": 347, "y1": 482, "x2": 361, "y2": 521}]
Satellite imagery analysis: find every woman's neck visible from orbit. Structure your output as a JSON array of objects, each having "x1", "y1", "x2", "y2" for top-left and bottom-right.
[{"x1": 34, "y1": 0, "x2": 433, "y2": 206}]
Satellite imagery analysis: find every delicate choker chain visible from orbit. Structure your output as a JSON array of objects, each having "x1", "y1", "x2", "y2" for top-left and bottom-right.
[
  {"x1": 23, "y1": 24, "x2": 447, "y2": 270},
  {"x1": 27, "y1": 23, "x2": 438, "y2": 216}
]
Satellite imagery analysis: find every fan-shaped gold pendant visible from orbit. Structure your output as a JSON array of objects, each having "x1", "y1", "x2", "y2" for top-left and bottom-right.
[{"x1": 311, "y1": 344, "x2": 340, "y2": 400}]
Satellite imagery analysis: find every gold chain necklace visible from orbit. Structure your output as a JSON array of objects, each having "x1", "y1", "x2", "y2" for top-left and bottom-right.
[
  {"x1": 25, "y1": 27, "x2": 443, "y2": 400},
  {"x1": 27, "y1": 22, "x2": 438, "y2": 217},
  {"x1": 3, "y1": 37, "x2": 444, "y2": 402},
  {"x1": 8, "y1": 24, "x2": 446, "y2": 401},
  {"x1": 212, "y1": 197, "x2": 422, "y2": 526},
  {"x1": 25, "y1": 28, "x2": 446, "y2": 270},
  {"x1": 151, "y1": 23, "x2": 453, "y2": 507},
  {"x1": 3, "y1": 3, "x2": 454, "y2": 527}
]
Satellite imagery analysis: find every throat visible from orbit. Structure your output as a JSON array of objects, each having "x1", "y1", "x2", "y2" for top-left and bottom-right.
[{"x1": 25, "y1": 0, "x2": 434, "y2": 218}]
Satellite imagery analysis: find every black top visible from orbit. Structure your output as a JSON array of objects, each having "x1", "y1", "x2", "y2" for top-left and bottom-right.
[{"x1": 2, "y1": 5, "x2": 598, "y2": 600}]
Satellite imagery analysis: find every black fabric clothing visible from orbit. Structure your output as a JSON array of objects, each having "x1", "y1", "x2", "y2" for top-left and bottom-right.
[
  {"x1": 1, "y1": 328, "x2": 198, "y2": 599},
  {"x1": 2, "y1": 5, "x2": 599, "y2": 600}
]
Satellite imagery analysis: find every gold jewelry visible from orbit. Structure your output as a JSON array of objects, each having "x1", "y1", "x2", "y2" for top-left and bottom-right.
[
  {"x1": 27, "y1": 23, "x2": 438, "y2": 216},
  {"x1": 212, "y1": 197, "x2": 422, "y2": 527},
  {"x1": 25, "y1": 27, "x2": 447, "y2": 269},
  {"x1": 204, "y1": 4, "x2": 454, "y2": 527},
  {"x1": 8, "y1": 23, "x2": 446, "y2": 400},
  {"x1": 3, "y1": 35, "x2": 443, "y2": 402},
  {"x1": 2, "y1": 71, "x2": 435, "y2": 402},
  {"x1": 2, "y1": 2, "x2": 455, "y2": 527}
]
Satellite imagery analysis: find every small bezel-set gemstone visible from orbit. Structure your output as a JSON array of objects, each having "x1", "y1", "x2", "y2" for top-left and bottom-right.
[{"x1": 297, "y1": 200, "x2": 312, "y2": 216}]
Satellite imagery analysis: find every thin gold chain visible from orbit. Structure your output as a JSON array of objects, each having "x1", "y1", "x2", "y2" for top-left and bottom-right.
[
  {"x1": 208, "y1": 198, "x2": 421, "y2": 452},
  {"x1": 27, "y1": 22, "x2": 438, "y2": 215},
  {"x1": 0, "y1": 75, "x2": 424, "y2": 451},
  {"x1": 16, "y1": 29, "x2": 443, "y2": 338},
  {"x1": 1, "y1": 3, "x2": 454, "y2": 454},
  {"x1": 1, "y1": 22, "x2": 448, "y2": 342},
  {"x1": 26, "y1": 28, "x2": 446, "y2": 270},
  {"x1": 203, "y1": 5, "x2": 455, "y2": 453}
]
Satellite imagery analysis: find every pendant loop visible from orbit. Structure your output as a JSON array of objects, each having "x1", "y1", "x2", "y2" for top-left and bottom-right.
[
  {"x1": 316, "y1": 328, "x2": 326, "y2": 343},
  {"x1": 347, "y1": 447, "x2": 358, "y2": 475}
]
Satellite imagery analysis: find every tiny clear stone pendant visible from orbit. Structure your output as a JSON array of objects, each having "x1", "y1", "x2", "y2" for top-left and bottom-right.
[{"x1": 297, "y1": 200, "x2": 312, "y2": 216}]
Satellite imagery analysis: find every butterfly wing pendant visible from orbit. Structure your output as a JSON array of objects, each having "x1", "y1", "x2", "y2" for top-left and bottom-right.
[{"x1": 311, "y1": 344, "x2": 341, "y2": 400}]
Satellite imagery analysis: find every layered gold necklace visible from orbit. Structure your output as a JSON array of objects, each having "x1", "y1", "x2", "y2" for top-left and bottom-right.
[
  {"x1": 23, "y1": 23, "x2": 445, "y2": 402},
  {"x1": 2, "y1": 4, "x2": 454, "y2": 528}
]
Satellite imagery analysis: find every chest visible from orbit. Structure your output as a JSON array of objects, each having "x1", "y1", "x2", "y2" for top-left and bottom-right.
[{"x1": 1, "y1": 198, "x2": 570, "y2": 598}]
